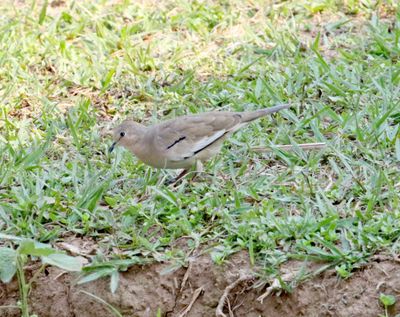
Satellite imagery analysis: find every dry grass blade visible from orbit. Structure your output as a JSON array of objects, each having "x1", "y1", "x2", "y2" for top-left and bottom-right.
[
  {"x1": 180, "y1": 261, "x2": 193, "y2": 293},
  {"x1": 76, "y1": 290, "x2": 122, "y2": 317},
  {"x1": 252, "y1": 142, "x2": 327, "y2": 152},
  {"x1": 177, "y1": 287, "x2": 204, "y2": 317}
]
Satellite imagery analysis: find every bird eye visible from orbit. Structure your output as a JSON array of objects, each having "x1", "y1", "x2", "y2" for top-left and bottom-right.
[{"x1": 120, "y1": 131, "x2": 126, "y2": 137}]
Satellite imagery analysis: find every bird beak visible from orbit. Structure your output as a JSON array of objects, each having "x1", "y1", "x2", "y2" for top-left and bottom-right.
[
  {"x1": 109, "y1": 141, "x2": 117, "y2": 153},
  {"x1": 109, "y1": 133, "x2": 125, "y2": 153}
]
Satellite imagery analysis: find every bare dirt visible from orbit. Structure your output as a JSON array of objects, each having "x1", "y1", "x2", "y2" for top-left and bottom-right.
[{"x1": 1, "y1": 251, "x2": 400, "y2": 317}]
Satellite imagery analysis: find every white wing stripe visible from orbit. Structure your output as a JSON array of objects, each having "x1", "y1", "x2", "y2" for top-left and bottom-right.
[{"x1": 191, "y1": 129, "x2": 226, "y2": 154}]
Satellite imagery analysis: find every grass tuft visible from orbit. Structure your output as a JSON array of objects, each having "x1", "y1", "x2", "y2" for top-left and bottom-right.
[{"x1": 0, "y1": 0, "x2": 399, "y2": 282}]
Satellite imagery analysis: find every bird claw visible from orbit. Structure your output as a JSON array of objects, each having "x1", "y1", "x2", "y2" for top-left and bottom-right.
[
  {"x1": 164, "y1": 177, "x2": 177, "y2": 186},
  {"x1": 164, "y1": 169, "x2": 190, "y2": 186}
]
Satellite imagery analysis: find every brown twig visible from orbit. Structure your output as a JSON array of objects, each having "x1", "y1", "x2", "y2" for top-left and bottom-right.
[
  {"x1": 177, "y1": 287, "x2": 203, "y2": 317},
  {"x1": 215, "y1": 273, "x2": 253, "y2": 317},
  {"x1": 252, "y1": 142, "x2": 326, "y2": 152},
  {"x1": 180, "y1": 261, "x2": 193, "y2": 293}
]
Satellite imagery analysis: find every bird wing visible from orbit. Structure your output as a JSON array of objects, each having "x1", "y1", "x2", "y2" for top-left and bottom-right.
[{"x1": 153, "y1": 112, "x2": 243, "y2": 162}]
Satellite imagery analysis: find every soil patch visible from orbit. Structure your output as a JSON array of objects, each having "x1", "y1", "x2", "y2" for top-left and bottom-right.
[{"x1": 1, "y1": 251, "x2": 400, "y2": 316}]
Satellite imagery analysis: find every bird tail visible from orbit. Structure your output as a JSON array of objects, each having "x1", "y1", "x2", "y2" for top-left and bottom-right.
[{"x1": 241, "y1": 104, "x2": 289, "y2": 122}]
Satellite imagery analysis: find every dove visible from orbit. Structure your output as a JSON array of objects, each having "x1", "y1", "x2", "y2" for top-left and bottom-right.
[{"x1": 109, "y1": 104, "x2": 289, "y2": 182}]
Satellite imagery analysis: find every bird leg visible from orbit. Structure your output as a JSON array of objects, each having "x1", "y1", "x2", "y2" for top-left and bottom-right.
[
  {"x1": 166, "y1": 161, "x2": 204, "y2": 185},
  {"x1": 176, "y1": 169, "x2": 190, "y2": 182},
  {"x1": 165, "y1": 169, "x2": 189, "y2": 185},
  {"x1": 190, "y1": 160, "x2": 204, "y2": 181}
]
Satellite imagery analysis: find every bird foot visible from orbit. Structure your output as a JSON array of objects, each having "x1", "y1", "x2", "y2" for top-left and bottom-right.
[{"x1": 164, "y1": 169, "x2": 189, "y2": 186}]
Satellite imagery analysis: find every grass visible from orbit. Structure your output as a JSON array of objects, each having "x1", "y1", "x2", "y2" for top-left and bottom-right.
[{"x1": 0, "y1": 0, "x2": 399, "y2": 292}]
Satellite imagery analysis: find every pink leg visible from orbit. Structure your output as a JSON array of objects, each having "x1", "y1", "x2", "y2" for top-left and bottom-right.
[{"x1": 166, "y1": 169, "x2": 189, "y2": 185}]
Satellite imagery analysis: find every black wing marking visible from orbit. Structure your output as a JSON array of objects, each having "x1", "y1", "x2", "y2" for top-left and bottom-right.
[{"x1": 166, "y1": 136, "x2": 186, "y2": 149}]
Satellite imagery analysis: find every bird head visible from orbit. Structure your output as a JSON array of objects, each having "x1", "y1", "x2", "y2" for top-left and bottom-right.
[{"x1": 109, "y1": 120, "x2": 145, "y2": 153}]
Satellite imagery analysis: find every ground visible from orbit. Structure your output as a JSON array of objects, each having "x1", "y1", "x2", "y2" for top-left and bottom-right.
[
  {"x1": 2, "y1": 243, "x2": 400, "y2": 316},
  {"x1": 0, "y1": 0, "x2": 399, "y2": 316}
]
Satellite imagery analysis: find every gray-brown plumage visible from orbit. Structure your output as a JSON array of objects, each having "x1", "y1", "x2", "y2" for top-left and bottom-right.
[{"x1": 109, "y1": 104, "x2": 288, "y2": 181}]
